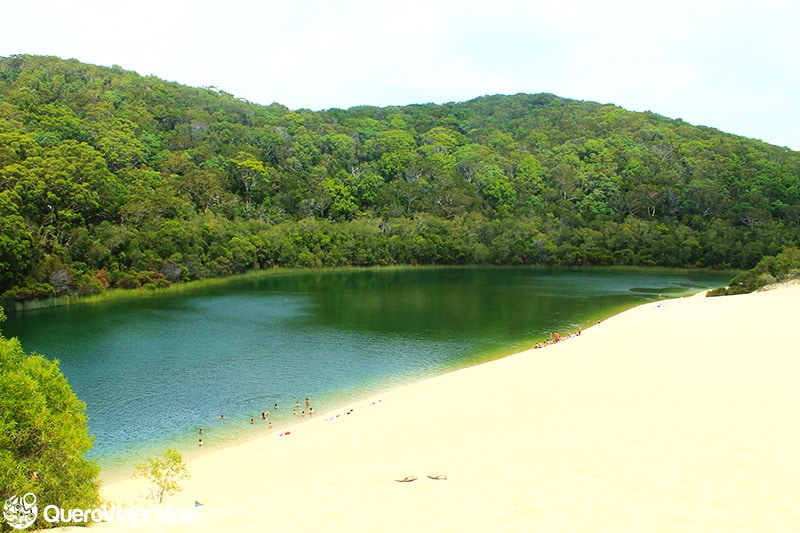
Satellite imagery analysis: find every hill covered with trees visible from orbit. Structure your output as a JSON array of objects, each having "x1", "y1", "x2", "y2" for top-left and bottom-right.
[{"x1": 1, "y1": 54, "x2": 799, "y2": 302}]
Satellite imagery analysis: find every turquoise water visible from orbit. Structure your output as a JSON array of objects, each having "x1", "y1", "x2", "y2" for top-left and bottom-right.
[{"x1": 1, "y1": 267, "x2": 730, "y2": 478}]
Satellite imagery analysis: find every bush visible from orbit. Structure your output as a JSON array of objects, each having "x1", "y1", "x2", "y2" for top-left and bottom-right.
[
  {"x1": 133, "y1": 448, "x2": 190, "y2": 504},
  {"x1": 0, "y1": 313, "x2": 100, "y2": 530},
  {"x1": 1, "y1": 280, "x2": 56, "y2": 301},
  {"x1": 709, "y1": 246, "x2": 800, "y2": 296}
]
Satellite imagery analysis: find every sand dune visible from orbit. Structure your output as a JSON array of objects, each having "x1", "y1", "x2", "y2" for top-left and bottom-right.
[{"x1": 95, "y1": 283, "x2": 800, "y2": 532}]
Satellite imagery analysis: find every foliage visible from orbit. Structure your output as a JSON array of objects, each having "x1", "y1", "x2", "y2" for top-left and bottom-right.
[
  {"x1": 1, "y1": 54, "x2": 800, "y2": 302},
  {"x1": 133, "y1": 448, "x2": 190, "y2": 504},
  {"x1": 0, "y1": 309, "x2": 100, "y2": 530},
  {"x1": 708, "y1": 247, "x2": 800, "y2": 296}
]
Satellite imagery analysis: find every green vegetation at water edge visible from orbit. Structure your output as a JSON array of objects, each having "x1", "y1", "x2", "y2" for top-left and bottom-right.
[
  {"x1": 1, "y1": 54, "x2": 799, "y2": 304},
  {"x1": 708, "y1": 246, "x2": 800, "y2": 295}
]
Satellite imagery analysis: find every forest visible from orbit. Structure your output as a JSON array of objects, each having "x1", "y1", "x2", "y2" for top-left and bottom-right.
[{"x1": 1, "y1": 54, "x2": 799, "y2": 302}]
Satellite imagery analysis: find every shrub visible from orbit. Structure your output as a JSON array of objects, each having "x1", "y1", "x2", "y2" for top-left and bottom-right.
[
  {"x1": 133, "y1": 448, "x2": 190, "y2": 504},
  {"x1": 709, "y1": 247, "x2": 800, "y2": 296},
  {"x1": 0, "y1": 312, "x2": 100, "y2": 530}
]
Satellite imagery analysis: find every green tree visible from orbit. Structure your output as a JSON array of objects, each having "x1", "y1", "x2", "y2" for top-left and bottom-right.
[
  {"x1": 92, "y1": 118, "x2": 148, "y2": 171},
  {"x1": 9, "y1": 140, "x2": 121, "y2": 250},
  {"x1": 0, "y1": 191, "x2": 35, "y2": 293},
  {"x1": 321, "y1": 176, "x2": 359, "y2": 221},
  {"x1": 365, "y1": 129, "x2": 418, "y2": 180},
  {"x1": 321, "y1": 133, "x2": 358, "y2": 172},
  {"x1": 119, "y1": 169, "x2": 194, "y2": 227},
  {"x1": 133, "y1": 448, "x2": 190, "y2": 504},
  {"x1": 0, "y1": 314, "x2": 100, "y2": 531},
  {"x1": 478, "y1": 165, "x2": 517, "y2": 216},
  {"x1": 228, "y1": 153, "x2": 270, "y2": 217}
]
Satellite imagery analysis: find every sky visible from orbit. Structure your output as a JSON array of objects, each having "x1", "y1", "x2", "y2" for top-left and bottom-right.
[{"x1": 2, "y1": 0, "x2": 799, "y2": 149}]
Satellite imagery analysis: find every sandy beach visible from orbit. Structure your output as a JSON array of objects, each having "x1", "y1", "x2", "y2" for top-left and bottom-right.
[{"x1": 93, "y1": 283, "x2": 800, "y2": 532}]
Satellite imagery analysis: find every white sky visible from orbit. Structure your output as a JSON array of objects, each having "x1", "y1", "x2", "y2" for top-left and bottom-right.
[{"x1": 2, "y1": 0, "x2": 799, "y2": 149}]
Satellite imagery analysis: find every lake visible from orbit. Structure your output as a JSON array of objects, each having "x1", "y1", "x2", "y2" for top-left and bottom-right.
[{"x1": 1, "y1": 266, "x2": 731, "y2": 479}]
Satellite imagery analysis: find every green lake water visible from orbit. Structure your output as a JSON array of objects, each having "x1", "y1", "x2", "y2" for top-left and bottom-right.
[{"x1": 1, "y1": 266, "x2": 731, "y2": 479}]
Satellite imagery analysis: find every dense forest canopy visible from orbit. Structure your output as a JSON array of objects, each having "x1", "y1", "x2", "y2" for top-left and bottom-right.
[{"x1": 1, "y1": 54, "x2": 799, "y2": 301}]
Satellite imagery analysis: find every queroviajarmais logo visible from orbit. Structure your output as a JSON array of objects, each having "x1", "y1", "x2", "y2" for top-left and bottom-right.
[
  {"x1": 3, "y1": 493, "x2": 38, "y2": 530},
  {"x1": 3, "y1": 492, "x2": 199, "y2": 529}
]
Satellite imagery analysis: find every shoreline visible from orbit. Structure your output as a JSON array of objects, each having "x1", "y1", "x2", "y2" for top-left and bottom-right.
[
  {"x1": 3, "y1": 264, "x2": 735, "y2": 315},
  {"x1": 1, "y1": 266, "x2": 313, "y2": 315},
  {"x1": 98, "y1": 288, "x2": 616, "y2": 488},
  {"x1": 94, "y1": 289, "x2": 629, "y2": 485},
  {"x1": 96, "y1": 283, "x2": 800, "y2": 531}
]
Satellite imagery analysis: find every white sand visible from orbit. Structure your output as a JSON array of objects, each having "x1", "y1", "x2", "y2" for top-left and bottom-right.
[{"x1": 95, "y1": 284, "x2": 800, "y2": 532}]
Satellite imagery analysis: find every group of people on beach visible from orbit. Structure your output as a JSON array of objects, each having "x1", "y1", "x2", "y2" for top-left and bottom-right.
[
  {"x1": 532, "y1": 323, "x2": 587, "y2": 350},
  {"x1": 195, "y1": 320, "x2": 598, "y2": 448},
  {"x1": 195, "y1": 319, "x2": 601, "y2": 449},
  {"x1": 198, "y1": 397, "x2": 314, "y2": 446}
]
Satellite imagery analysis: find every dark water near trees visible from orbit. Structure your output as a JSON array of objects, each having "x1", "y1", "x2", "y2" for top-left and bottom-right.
[{"x1": 2, "y1": 267, "x2": 730, "y2": 478}]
